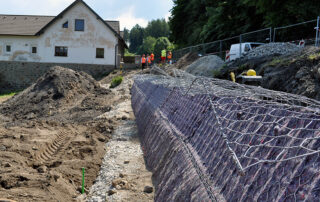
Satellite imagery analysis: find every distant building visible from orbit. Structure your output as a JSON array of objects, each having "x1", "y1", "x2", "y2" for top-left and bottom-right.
[{"x1": 0, "y1": 0, "x2": 127, "y2": 66}]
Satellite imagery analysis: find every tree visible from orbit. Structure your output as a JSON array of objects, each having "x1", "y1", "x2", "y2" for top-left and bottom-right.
[
  {"x1": 138, "y1": 36, "x2": 157, "y2": 55},
  {"x1": 154, "y1": 37, "x2": 172, "y2": 60},
  {"x1": 169, "y1": 0, "x2": 320, "y2": 47},
  {"x1": 145, "y1": 19, "x2": 170, "y2": 39},
  {"x1": 123, "y1": 28, "x2": 130, "y2": 43},
  {"x1": 200, "y1": 0, "x2": 262, "y2": 42},
  {"x1": 169, "y1": 0, "x2": 208, "y2": 46},
  {"x1": 129, "y1": 24, "x2": 144, "y2": 53},
  {"x1": 243, "y1": 0, "x2": 320, "y2": 27}
]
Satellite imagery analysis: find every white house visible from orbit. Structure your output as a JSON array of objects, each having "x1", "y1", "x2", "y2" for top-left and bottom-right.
[{"x1": 0, "y1": 0, "x2": 127, "y2": 66}]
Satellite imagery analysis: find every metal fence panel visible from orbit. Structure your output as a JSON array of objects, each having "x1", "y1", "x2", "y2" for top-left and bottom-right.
[
  {"x1": 273, "y1": 19, "x2": 317, "y2": 45},
  {"x1": 173, "y1": 17, "x2": 319, "y2": 61}
]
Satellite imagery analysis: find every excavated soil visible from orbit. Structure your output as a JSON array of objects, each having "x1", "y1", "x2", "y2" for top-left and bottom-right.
[
  {"x1": 174, "y1": 52, "x2": 199, "y2": 70},
  {"x1": 0, "y1": 66, "x2": 150, "y2": 202}
]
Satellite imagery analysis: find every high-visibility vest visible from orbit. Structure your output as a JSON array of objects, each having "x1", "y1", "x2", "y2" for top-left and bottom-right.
[
  {"x1": 167, "y1": 52, "x2": 172, "y2": 59},
  {"x1": 151, "y1": 54, "x2": 154, "y2": 61},
  {"x1": 147, "y1": 56, "x2": 151, "y2": 64},
  {"x1": 141, "y1": 57, "x2": 146, "y2": 63},
  {"x1": 161, "y1": 50, "x2": 166, "y2": 57}
]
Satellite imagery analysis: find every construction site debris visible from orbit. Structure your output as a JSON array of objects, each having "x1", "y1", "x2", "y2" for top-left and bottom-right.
[{"x1": 185, "y1": 55, "x2": 225, "y2": 77}]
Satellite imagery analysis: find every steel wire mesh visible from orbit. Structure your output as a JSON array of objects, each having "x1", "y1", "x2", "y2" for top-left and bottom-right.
[
  {"x1": 171, "y1": 69, "x2": 320, "y2": 172},
  {"x1": 133, "y1": 67, "x2": 320, "y2": 201}
]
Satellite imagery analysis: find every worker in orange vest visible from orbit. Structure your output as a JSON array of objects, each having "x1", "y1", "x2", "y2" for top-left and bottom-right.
[
  {"x1": 167, "y1": 51, "x2": 172, "y2": 64},
  {"x1": 150, "y1": 53, "x2": 155, "y2": 65},
  {"x1": 141, "y1": 54, "x2": 146, "y2": 70},
  {"x1": 146, "y1": 54, "x2": 151, "y2": 68}
]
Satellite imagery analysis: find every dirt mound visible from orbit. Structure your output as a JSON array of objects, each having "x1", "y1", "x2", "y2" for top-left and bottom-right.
[
  {"x1": 0, "y1": 66, "x2": 109, "y2": 120},
  {"x1": 175, "y1": 52, "x2": 199, "y2": 69},
  {"x1": 186, "y1": 55, "x2": 225, "y2": 77}
]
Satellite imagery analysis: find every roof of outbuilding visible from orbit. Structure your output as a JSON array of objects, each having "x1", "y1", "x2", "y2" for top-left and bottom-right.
[{"x1": 0, "y1": 15, "x2": 54, "y2": 36}]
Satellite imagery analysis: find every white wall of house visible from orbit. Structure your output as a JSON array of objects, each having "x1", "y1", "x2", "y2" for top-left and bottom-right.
[
  {"x1": 0, "y1": 36, "x2": 40, "y2": 62},
  {"x1": 0, "y1": 2, "x2": 118, "y2": 65}
]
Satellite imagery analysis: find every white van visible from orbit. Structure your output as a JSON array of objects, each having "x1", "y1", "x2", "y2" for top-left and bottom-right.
[{"x1": 226, "y1": 42, "x2": 264, "y2": 61}]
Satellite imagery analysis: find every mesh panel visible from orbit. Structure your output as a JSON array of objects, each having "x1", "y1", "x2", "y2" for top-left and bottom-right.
[{"x1": 132, "y1": 68, "x2": 320, "y2": 201}]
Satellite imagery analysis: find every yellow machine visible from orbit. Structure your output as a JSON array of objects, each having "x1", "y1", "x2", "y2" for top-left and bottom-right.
[{"x1": 231, "y1": 69, "x2": 262, "y2": 85}]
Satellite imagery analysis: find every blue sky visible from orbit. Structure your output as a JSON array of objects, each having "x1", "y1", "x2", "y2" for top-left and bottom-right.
[{"x1": 0, "y1": 0, "x2": 173, "y2": 30}]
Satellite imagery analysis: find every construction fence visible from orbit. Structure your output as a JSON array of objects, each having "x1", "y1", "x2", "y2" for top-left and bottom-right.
[{"x1": 173, "y1": 16, "x2": 320, "y2": 61}]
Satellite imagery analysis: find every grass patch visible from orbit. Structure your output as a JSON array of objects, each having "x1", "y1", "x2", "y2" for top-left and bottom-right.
[
  {"x1": 268, "y1": 58, "x2": 292, "y2": 67},
  {"x1": 308, "y1": 53, "x2": 320, "y2": 60},
  {"x1": 110, "y1": 76, "x2": 123, "y2": 88},
  {"x1": 269, "y1": 58, "x2": 282, "y2": 66},
  {"x1": 0, "y1": 92, "x2": 18, "y2": 98}
]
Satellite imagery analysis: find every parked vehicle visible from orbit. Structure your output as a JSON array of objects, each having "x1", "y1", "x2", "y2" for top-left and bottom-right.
[{"x1": 225, "y1": 42, "x2": 264, "y2": 61}]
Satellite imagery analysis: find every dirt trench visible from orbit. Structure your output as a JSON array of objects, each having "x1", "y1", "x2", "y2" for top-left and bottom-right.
[{"x1": 0, "y1": 67, "x2": 153, "y2": 202}]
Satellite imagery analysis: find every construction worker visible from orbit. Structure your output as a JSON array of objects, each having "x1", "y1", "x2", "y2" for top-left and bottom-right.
[
  {"x1": 161, "y1": 49, "x2": 166, "y2": 64},
  {"x1": 150, "y1": 53, "x2": 155, "y2": 65},
  {"x1": 141, "y1": 54, "x2": 146, "y2": 70},
  {"x1": 146, "y1": 54, "x2": 151, "y2": 68},
  {"x1": 167, "y1": 51, "x2": 172, "y2": 64},
  {"x1": 147, "y1": 54, "x2": 152, "y2": 67}
]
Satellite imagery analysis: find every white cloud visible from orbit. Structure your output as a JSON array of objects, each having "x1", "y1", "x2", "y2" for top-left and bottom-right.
[
  {"x1": 115, "y1": 6, "x2": 148, "y2": 30},
  {"x1": 1, "y1": 0, "x2": 74, "y2": 15},
  {"x1": 164, "y1": 12, "x2": 171, "y2": 22}
]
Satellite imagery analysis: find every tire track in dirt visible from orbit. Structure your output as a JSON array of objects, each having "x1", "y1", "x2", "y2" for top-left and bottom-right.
[{"x1": 35, "y1": 132, "x2": 73, "y2": 164}]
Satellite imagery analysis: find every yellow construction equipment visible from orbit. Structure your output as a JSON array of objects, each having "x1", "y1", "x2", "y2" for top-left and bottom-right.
[{"x1": 235, "y1": 69, "x2": 262, "y2": 85}]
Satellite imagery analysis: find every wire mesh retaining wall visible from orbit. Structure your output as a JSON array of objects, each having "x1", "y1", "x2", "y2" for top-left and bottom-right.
[
  {"x1": 173, "y1": 17, "x2": 320, "y2": 61},
  {"x1": 131, "y1": 70, "x2": 320, "y2": 201}
]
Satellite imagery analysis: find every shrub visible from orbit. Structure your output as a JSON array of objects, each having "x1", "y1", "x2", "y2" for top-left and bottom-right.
[{"x1": 110, "y1": 76, "x2": 123, "y2": 88}]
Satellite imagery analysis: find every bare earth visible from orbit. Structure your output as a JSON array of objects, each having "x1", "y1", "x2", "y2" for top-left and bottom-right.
[{"x1": 0, "y1": 67, "x2": 153, "y2": 202}]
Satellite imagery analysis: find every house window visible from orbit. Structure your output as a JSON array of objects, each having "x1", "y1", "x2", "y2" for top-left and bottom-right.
[
  {"x1": 32, "y1": 47, "x2": 37, "y2": 54},
  {"x1": 55, "y1": 46, "x2": 68, "y2": 57},
  {"x1": 96, "y1": 48, "x2": 104, "y2": 58},
  {"x1": 6, "y1": 45, "x2": 11, "y2": 53},
  {"x1": 75, "y1": 19, "x2": 84, "y2": 31},
  {"x1": 62, "y1": 21, "x2": 68, "y2": 28}
]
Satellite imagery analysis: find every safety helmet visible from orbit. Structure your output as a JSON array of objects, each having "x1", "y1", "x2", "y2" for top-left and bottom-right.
[{"x1": 247, "y1": 69, "x2": 257, "y2": 76}]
